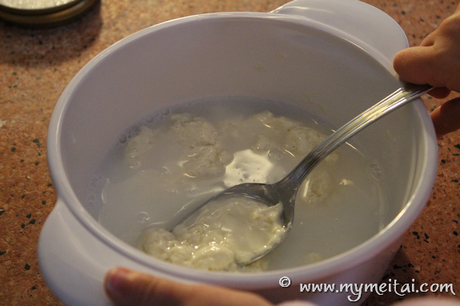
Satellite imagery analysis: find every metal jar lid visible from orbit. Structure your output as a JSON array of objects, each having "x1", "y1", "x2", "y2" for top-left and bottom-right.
[{"x1": 0, "y1": 0, "x2": 99, "y2": 27}]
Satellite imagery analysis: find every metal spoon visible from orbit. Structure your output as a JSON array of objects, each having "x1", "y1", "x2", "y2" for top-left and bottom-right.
[{"x1": 174, "y1": 83, "x2": 433, "y2": 265}]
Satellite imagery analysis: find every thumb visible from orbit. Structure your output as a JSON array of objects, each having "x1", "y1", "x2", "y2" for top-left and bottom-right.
[
  {"x1": 430, "y1": 97, "x2": 460, "y2": 138},
  {"x1": 104, "y1": 267, "x2": 274, "y2": 306},
  {"x1": 104, "y1": 267, "x2": 192, "y2": 306},
  {"x1": 393, "y1": 46, "x2": 438, "y2": 85}
]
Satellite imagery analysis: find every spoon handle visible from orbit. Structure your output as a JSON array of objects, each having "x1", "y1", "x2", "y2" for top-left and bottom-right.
[{"x1": 285, "y1": 83, "x2": 434, "y2": 184}]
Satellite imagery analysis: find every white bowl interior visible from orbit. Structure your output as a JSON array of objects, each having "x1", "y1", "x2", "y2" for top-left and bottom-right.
[{"x1": 52, "y1": 14, "x2": 432, "y2": 272}]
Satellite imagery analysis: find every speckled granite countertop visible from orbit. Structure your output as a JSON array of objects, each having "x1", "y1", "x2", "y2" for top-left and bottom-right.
[{"x1": 0, "y1": 0, "x2": 459, "y2": 305}]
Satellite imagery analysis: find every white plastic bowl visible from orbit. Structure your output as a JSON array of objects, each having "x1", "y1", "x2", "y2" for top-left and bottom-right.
[{"x1": 39, "y1": 0, "x2": 438, "y2": 305}]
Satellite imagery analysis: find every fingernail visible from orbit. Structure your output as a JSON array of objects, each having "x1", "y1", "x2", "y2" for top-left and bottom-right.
[{"x1": 105, "y1": 267, "x2": 131, "y2": 295}]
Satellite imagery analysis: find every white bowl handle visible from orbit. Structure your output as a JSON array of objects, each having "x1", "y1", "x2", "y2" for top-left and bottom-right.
[
  {"x1": 271, "y1": 0, "x2": 409, "y2": 70},
  {"x1": 38, "y1": 199, "x2": 114, "y2": 305}
]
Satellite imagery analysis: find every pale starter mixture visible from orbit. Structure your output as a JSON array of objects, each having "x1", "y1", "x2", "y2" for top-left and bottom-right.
[{"x1": 126, "y1": 111, "x2": 336, "y2": 272}]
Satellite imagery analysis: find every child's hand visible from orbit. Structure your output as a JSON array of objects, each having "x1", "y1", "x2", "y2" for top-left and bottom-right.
[{"x1": 394, "y1": 5, "x2": 460, "y2": 138}]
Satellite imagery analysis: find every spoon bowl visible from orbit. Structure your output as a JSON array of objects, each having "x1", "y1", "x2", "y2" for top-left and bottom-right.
[{"x1": 174, "y1": 83, "x2": 433, "y2": 265}]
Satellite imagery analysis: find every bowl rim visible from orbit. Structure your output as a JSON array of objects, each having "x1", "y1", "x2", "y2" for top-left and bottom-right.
[{"x1": 46, "y1": 12, "x2": 438, "y2": 287}]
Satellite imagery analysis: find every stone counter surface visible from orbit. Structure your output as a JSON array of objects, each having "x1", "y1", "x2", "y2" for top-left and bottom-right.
[{"x1": 0, "y1": 0, "x2": 459, "y2": 305}]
